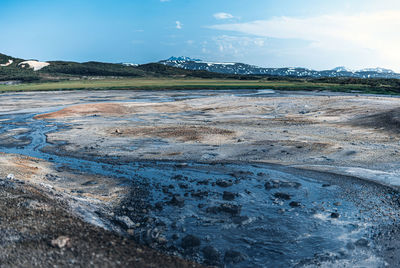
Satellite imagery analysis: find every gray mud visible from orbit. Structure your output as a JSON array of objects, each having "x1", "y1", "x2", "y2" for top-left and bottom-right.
[{"x1": 1, "y1": 89, "x2": 400, "y2": 267}]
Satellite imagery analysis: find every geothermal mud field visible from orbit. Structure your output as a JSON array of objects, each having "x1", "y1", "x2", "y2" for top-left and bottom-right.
[{"x1": 2, "y1": 89, "x2": 400, "y2": 267}]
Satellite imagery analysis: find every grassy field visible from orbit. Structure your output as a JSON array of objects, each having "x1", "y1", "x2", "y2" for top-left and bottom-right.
[{"x1": 0, "y1": 77, "x2": 397, "y2": 94}]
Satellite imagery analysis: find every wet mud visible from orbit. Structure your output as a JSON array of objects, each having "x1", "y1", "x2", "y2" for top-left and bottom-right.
[{"x1": 1, "y1": 89, "x2": 400, "y2": 267}]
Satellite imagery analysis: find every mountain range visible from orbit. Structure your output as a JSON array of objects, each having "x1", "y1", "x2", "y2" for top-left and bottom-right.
[
  {"x1": 2, "y1": 52, "x2": 400, "y2": 84},
  {"x1": 160, "y1": 57, "x2": 400, "y2": 79}
]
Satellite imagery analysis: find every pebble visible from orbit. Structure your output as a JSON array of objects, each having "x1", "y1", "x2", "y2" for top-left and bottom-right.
[
  {"x1": 273, "y1": 192, "x2": 292, "y2": 200},
  {"x1": 224, "y1": 250, "x2": 246, "y2": 264},
  {"x1": 331, "y1": 212, "x2": 340, "y2": 219},
  {"x1": 222, "y1": 191, "x2": 236, "y2": 201},
  {"x1": 51, "y1": 236, "x2": 71, "y2": 249},
  {"x1": 202, "y1": 246, "x2": 221, "y2": 265},
  {"x1": 181, "y1": 235, "x2": 201, "y2": 249}
]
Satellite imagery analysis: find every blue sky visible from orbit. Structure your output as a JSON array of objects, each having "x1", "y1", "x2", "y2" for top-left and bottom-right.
[{"x1": 2, "y1": 0, "x2": 400, "y2": 71}]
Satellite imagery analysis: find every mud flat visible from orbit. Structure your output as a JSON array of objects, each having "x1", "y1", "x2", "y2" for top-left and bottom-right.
[{"x1": 1, "y1": 89, "x2": 400, "y2": 267}]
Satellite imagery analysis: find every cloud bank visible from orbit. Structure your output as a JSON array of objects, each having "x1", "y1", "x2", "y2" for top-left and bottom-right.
[{"x1": 210, "y1": 11, "x2": 400, "y2": 71}]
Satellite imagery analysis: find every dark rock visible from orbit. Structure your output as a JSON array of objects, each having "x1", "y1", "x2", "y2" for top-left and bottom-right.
[
  {"x1": 289, "y1": 201, "x2": 301, "y2": 207},
  {"x1": 331, "y1": 212, "x2": 340, "y2": 219},
  {"x1": 168, "y1": 196, "x2": 185, "y2": 207},
  {"x1": 206, "y1": 204, "x2": 241, "y2": 216},
  {"x1": 355, "y1": 238, "x2": 369, "y2": 248},
  {"x1": 181, "y1": 235, "x2": 201, "y2": 249},
  {"x1": 224, "y1": 250, "x2": 246, "y2": 264},
  {"x1": 191, "y1": 191, "x2": 208, "y2": 198},
  {"x1": 265, "y1": 180, "x2": 301, "y2": 190},
  {"x1": 81, "y1": 180, "x2": 97, "y2": 186},
  {"x1": 219, "y1": 204, "x2": 241, "y2": 215},
  {"x1": 216, "y1": 179, "x2": 233, "y2": 188},
  {"x1": 154, "y1": 202, "x2": 163, "y2": 210},
  {"x1": 202, "y1": 246, "x2": 221, "y2": 265},
  {"x1": 178, "y1": 183, "x2": 188, "y2": 189},
  {"x1": 172, "y1": 234, "x2": 179, "y2": 240},
  {"x1": 232, "y1": 216, "x2": 249, "y2": 225},
  {"x1": 273, "y1": 192, "x2": 291, "y2": 200},
  {"x1": 222, "y1": 191, "x2": 236, "y2": 201},
  {"x1": 322, "y1": 184, "x2": 331, "y2": 187},
  {"x1": 197, "y1": 180, "x2": 209, "y2": 185}
]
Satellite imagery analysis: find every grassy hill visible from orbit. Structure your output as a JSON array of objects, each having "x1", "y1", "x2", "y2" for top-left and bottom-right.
[
  {"x1": 2, "y1": 52, "x2": 400, "y2": 95},
  {"x1": 0, "y1": 53, "x2": 255, "y2": 82}
]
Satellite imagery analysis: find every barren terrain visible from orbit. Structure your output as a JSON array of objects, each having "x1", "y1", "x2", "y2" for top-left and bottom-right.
[{"x1": 1, "y1": 89, "x2": 400, "y2": 267}]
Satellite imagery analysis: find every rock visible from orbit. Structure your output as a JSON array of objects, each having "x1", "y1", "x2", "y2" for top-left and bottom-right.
[
  {"x1": 154, "y1": 202, "x2": 163, "y2": 211},
  {"x1": 51, "y1": 236, "x2": 71, "y2": 249},
  {"x1": 178, "y1": 183, "x2": 188, "y2": 189},
  {"x1": 330, "y1": 212, "x2": 340, "y2": 219},
  {"x1": 181, "y1": 235, "x2": 201, "y2": 249},
  {"x1": 116, "y1": 216, "x2": 136, "y2": 229},
  {"x1": 202, "y1": 246, "x2": 221, "y2": 265},
  {"x1": 172, "y1": 234, "x2": 179, "y2": 240},
  {"x1": 115, "y1": 129, "x2": 121, "y2": 134},
  {"x1": 273, "y1": 192, "x2": 291, "y2": 200},
  {"x1": 232, "y1": 216, "x2": 249, "y2": 225},
  {"x1": 220, "y1": 203, "x2": 241, "y2": 215},
  {"x1": 222, "y1": 191, "x2": 236, "y2": 201},
  {"x1": 355, "y1": 238, "x2": 369, "y2": 248},
  {"x1": 206, "y1": 204, "x2": 241, "y2": 216},
  {"x1": 191, "y1": 191, "x2": 208, "y2": 199},
  {"x1": 6, "y1": 174, "x2": 14, "y2": 180},
  {"x1": 333, "y1": 202, "x2": 342, "y2": 206},
  {"x1": 224, "y1": 250, "x2": 245, "y2": 264},
  {"x1": 289, "y1": 201, "x2": 301, "y2": 207},
  {"x1": 169, "y1": 195, "x2": 185, "y2": 207},
  {"x1": 216, "y1": 179, "x2": 233, "y2": 188},
  {"x1": 265, "y1": 180, "x2": 301, "y2": 190}
]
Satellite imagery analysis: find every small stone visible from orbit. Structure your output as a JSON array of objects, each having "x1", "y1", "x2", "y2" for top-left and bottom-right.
[
  {"x1": 6, "y1": 174, "x2": 14, "y2": 180},
  {"x1": 273, "y1": 192, "x2": 291, "y2": 200},
  {"x1": 202, "y1": 246, "x2": 221, "y2": 265},
  {"x1": 216, "y1": 179, "x2": 233, "y2": 188},
  {"x1": 331, "y1": 212, "x2": 340, "y2": 219},
  {"x1": 51, "y1": 236, "x2": 71, "y2": 249},
  {"x1": 223, "y1": 191, "x2": 236, "y2": 201},
  {"x1": 181, "y1": 235, "x2": 201, "y2": 249},
  {"x1": 219, "y1": 203, "x2": 241, "y2": 215},
  {"x1": 116, "y1": 216, "x2": 136, "y2": 229},
  {"x1": 172, "y1": 234, "x2": 179, "y2": 240},
  {"x1": 169, "y1": 195, "x2": 185, "y2": 207},
  {"x1": 355, "y1": 238, "x2": 369, "y2": 248},
  {"x1": 224, "y1": 250, "x2": 245, "y2": 264},
  {"x1": 289, "y1": 201, "x2": 301, "y2": 207},
  {"x1": 333, "y1": 202, "x2": 342, "y2": 206}
]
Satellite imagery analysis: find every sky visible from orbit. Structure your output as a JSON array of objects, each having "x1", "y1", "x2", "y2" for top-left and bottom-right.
[{"x1": 2, "y1": 0, "x2": 400, "y2": 71}]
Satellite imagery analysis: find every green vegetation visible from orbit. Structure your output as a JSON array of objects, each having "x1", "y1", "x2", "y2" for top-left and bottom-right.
[
  {"x1": 2, "y1": 52, "x2": 400, "y2": 95},
  {"x1": 0, "y1": 77, "x2": 397, "y2": 94}
]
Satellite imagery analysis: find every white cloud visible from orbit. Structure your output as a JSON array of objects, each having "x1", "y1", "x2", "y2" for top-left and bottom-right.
[
  {"x1": 209, "y1": 11, "x2": 400, "y2": 71},
  {"x1": 176, "y1": 21, "x2": 182, "y2": 29},
  {"x1": 214, "y1": 12, "x2": 234, "y2": 20}
]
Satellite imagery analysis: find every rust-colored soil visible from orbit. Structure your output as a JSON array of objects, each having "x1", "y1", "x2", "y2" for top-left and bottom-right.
[{"x1": 111, "y1": 125, "x2": 235, "y2": 142}]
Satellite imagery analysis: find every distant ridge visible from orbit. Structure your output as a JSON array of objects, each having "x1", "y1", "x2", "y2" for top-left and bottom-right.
[{"x1": 160, "y1": 57, "x2": 400, "y2": 79}]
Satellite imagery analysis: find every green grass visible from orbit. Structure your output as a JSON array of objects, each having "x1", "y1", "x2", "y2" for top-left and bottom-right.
[{"x1": 0, "y1": 77, "x2": 398, "y2": 95}]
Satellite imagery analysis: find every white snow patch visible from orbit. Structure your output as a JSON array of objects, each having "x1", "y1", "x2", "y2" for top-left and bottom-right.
[
  {"x1": 0, "y1": 59, "x2": 13, "y2": 67},
  {"x1": 18, "y1": 60, "x2": 50, "y2": 71}
]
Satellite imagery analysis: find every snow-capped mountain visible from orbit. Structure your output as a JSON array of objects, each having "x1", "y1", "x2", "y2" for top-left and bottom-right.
[{"x1": 160, "y1": 57, "x2": 400, "y2": 79}]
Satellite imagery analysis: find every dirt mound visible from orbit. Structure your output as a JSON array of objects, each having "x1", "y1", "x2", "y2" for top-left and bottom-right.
[
  {"x1": 350, "y1": 108, "x2": 400, "y2": 133},
  {"x1": 111, "y1": 125, "x2": 235, "y2": 142}
]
